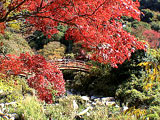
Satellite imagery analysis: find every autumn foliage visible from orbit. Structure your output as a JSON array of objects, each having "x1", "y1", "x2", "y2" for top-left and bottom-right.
[
  {"x1": 0, "y1": 0, "x2": 146, "y2": 67},
  {"x1": 0, "y1": 53, "x2": 65, "y2": 103},
  {"x1": 143, "y1": 30, "x2": 160, "y2": 49}
]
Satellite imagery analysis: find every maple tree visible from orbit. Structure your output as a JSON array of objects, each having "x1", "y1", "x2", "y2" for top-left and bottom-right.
[
  {"x1": 0, "y1": 53, "x2": 65, "y2": 103},
  {"x1": 0, "y1": 0, "x2": 145, "y2": 67}
]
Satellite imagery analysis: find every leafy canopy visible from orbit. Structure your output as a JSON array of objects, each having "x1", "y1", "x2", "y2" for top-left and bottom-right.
[
  {"x1": 0, "y1": 0, "x2": 145, "y2": 67},
  {"x1": 0, "y1": 53, "x2": 65, "y2": 103}
]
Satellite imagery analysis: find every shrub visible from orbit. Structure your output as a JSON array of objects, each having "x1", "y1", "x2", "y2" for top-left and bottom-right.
[
  {"x1": 130, "y1": 22, "x2": 151, "y2": 40},
  {"x1": 143, "y1": 29, "x2": 160, "y2": 49},
  {"x1": 146, "y1": 106, "x2": 160, "y2": 119},
  {"x1": 0, "y1": 74, "x2": 33, "y2": 103},
  {"x1": 141, "y1": 9, "x2": 154, "y2": 23},
  {"x1": 0, "y1": 31, "x2": 34, "y2": 55},
  {"x1": 65, "y1": 61, "x2": 117, "y2": 96},
  {"x1": 0, "y1": 53, "x2": 65, "y2": 103},
  {"x1": 131, "y1": 21, "x2": 151, "y2": 30},
  {"x1": 45, "y1": 95, "x2": 86, "y2": 120},
  {"x1": 14, "y1": 96, "x2": 47, "y2": 120},
  {"x1": 38, "y1": 41, "x2": 66, "y2": 60},
  {"x1": 151, "y1": 21, "x2": 160, "y2": 31},
  {"x1": 157, "y1": 14, "x2": 160, "y2": 21},
  {"x1": 27, "y1": 31, "x2": 53, "y2": 50},
  {"x1": 115, "y1": 49, "x2": 160, "y2": 109}
]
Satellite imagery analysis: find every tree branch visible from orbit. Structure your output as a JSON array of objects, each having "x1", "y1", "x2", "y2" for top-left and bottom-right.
[{"x1": 2, "y1": 0, "x2": 26, "y2": 21}]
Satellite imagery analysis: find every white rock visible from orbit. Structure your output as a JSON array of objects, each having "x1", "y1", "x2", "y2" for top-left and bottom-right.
[
  {"x1": 0, "y1": 110, "x2": 4, "y2": 114},
  {"x1": 73, "y1": 100, "x2": 78, "y2": 110},
  {"x1": 5, "y1": 102, "x2": 16, "y2": 106},
  {"x1": 77, "y1": 107, "x2": 91, "y2": 116},
  {"x1": 101, "y1": 97, "x2": 114, "y2": 102},
  {"x1": 8, "y1": 113, "x2": 18, "y2": 118},
  {"x1": 115, "y1": 105, "x2": 120, "y2": 108},
  {"x1": 123, "y1": 106, "x2": 128, "y2": 111},
  {"x1": 90, "y1": 96, "x2": 97, "y2": 100},
  {"x1": 81, "y1": 96, "x2": 90, "y2": 101},
  {"x1": 91, "y1": 102, "x2": 96, "y2": 106},
  {"x1": 94, "y1": 98, "x2": 100, "y2": 102},
  {"x1": 105, "y1": 101, "x2": 116, "y2": 106}
]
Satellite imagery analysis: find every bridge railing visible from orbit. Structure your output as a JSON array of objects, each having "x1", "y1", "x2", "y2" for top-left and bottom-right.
[{"x1": 50, "y1": 59, "x2": 91, "y2": 71}]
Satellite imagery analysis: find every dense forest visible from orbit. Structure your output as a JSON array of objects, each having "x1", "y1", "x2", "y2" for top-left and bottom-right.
[{"x1": 0, "y1": 0, "x2": 160, "y2": 120}]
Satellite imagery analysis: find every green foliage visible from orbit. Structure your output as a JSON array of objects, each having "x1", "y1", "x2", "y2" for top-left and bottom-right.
[
  {"x1": 0, "y1": 31, "x2": 34, "y2": 55},
  {"x1": 27, "y1": 31, "x2": 53, "y2": 50},
  {"x1": 44, "y1": 95, "x2": 148, "y2": 120},
  {"x1": 45, "y1": 95, "x2": 86, "y2": 120},
  {"x1": 141, "y1": 9, "x2": 154, "y2": 22},
  {"x1": 115, "y1": 48, "x2": 160, "y2": 120},
  {"x1": 146, "y1": 106, "x2": 160, "y2": 119},
  {"x1": 45, "y1": 95, "x2": 120, "y2": 120},
  {"x1": 27, "y1": 24, "x2": 67, "y2": 50},
  {"x1": 0, "y1": 74, "x2": 33, "y2": 103},
  {"x1": 151, "y1": 21, "x2": 160, "y2": 31},
  {"x1": 38, "y1": 41, "x2": 66, "y2": 60},
  {"x1": 53, "y1": 24, "x2": 68, "y2": 41},
  {"x1": 131, "y1": 21, "x2": 151, "y2": 30},
  {"x1": 157, "y1": 14, "x2": 160, "y2": 21},
  {"x1": 14, "y1": 96, "x2": 47, "y2": 120},
  {"x1": 124, "y1": 107, "x2": 147, "y2": 120},
  {"x1": 65, "y1": 61, "x2": 117, "y2": 96},
  {"x1": 115, "y1": 73, "x2": 160, "y2": 108}
]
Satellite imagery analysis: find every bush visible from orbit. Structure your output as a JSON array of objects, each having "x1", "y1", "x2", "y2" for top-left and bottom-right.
[
  {"x1": 130, "y1": 21, "x2": 151, "y2": 40},
  {"x1": 115, "y1": 49, "x2": 160, "y2": 109},
  {"x1": 157, "y1": 14, "x2": 160, "y2": 21},
  {"x1": 0, "y1": 31, "x2": 34, "y2": 55},
  {"x1": 151, "y1": 21, "x2": 160, "y2": 31},
  {"x1": 146, "y1": 106, "x2": 160, "y2": 119},
  {"x1": 141, "y1": 9, "x2": 154, "y2": 23},
  {"x1": 27, "y1": 31, "x2": 53, "y2": 50},
  {"x1": 14, "y1": 96, "x2": 47, "y2": 120},
  {"x1": 45, "y1": 95, "x2": 87, "y2": 120},
  {"x1": 116, "y1": 73, "x2": 160, "y2": 108},
  {"x1": 38, "y1": 41, "x2": 66, "y2": 60},
  {"x1": 143, "y1": 29, "x2": 160, "y2": 49},
  {"x1": 0, "y1": 74, "x2": 33, "y2": 103},
  {"x1": 0, "y1": 53, "x2": 65, "y2": 103},
  {"x1": 131, "y1": 21, "x2": 151, "y2": 30}
]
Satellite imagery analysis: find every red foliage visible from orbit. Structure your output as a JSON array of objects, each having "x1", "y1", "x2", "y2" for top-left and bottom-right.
[
  {"x1": 0, "y1": 22, "x2": 5, "y2": 34},
  {"x1": 0, "y1": 53, "x2": 65, "y2": 103},
  {"x1": 143, "y1": 30, "x2": 160, "y2": 49},
  {"x1": 0, "y1": 0, "x2": 145, "y2": 67}
]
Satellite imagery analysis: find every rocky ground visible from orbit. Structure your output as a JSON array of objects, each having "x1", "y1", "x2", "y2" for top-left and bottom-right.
[{"x1": 0, "y1": 90, "x2": 129, "y2": 120}]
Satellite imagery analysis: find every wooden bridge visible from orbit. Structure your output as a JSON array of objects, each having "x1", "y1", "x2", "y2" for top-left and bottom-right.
[{"x1": 51, "y1": 59, "x2": 91, "y2": 72}]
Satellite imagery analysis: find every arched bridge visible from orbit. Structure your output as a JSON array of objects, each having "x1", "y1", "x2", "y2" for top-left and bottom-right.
[{"x1": 51, "y1": 59, "x2": 92, "y2": 72}]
